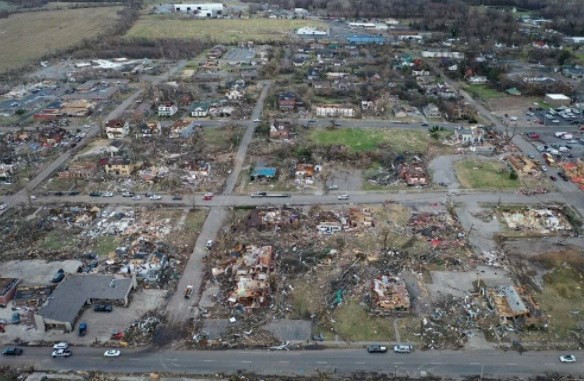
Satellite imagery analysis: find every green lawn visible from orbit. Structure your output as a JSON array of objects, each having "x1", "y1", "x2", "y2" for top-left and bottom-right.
[
  {"x1": 308, "y1": 128, "x2": 449, "y2": 153},
  {"x1": 126, "y1": 17, "x2": 328, "y2": 43},
  {"x1": 455, "y1": 159, "x2": 519, "y2": 189},
  {"x1": 329, "y1": 300, "x2": 395, "y2": 341},
  {"x1": 462, "y1": 84, "x2": 503, "y2": 100},
  {"x1": 92, "y1": 236, "x2": 121, "y2": 256},
  {"x1": 41, "y1": 230, "x2": 79, "y2": 251}
]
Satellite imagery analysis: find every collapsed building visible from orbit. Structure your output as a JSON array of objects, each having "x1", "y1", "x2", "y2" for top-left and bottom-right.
[
  {"x1": 214, "y1": 244, "x2": 274, "y2": 311},
  {"x1": 501, "y1": 208, "x2": 572, "y2": 234},
  {"x1": 479, "y1": 282, "x2": 546, "y2": 328},
  {"x1": 371, "y1": 275, "x2": 410, "y2": 312}
]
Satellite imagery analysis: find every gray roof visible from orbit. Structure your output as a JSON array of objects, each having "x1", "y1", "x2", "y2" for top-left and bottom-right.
[
  {"x1": 500, "y1": 286, "x2": 528, "y2": 315},
  {"x1": 37, "y1": 274, "x2": 132, "y2": 324}
]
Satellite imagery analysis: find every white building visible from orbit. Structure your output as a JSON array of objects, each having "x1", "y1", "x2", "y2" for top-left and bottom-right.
[
  {"x1": 173, "y1": 3, "x2": 224, "y2": 17},
  {"x1": 105, "y1": 119, "x2": 130, "y2": 140},
  {"x1": 296, "y1": 27, "x2": 328, "y2": 36},
  {"x1": 422, "y1": 51, "x2": 465, "y2": 60},
  {"x1": 158, "y1": 103, "x2": 178, "y2": 117},
  {"x1": 314, "y1": 104, "x2": 355, "y2": 118}
]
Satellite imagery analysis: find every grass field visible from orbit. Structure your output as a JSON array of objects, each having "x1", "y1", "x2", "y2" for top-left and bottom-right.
[
  {"x1": 308, "y1": 128, "x2": 449, "y2": 153},
  {"x1": 455, "y1": 159, "x2": 519, "y2": 189},
  {"x1": 462, "y1": 83, "x2": 504, "y2": 101},
  {"x1": 125, "y1": 16, "x2": 328, "y2": 43},
  {"x1": 0, "y1": 7, "x2": 121, "y2": 74}
]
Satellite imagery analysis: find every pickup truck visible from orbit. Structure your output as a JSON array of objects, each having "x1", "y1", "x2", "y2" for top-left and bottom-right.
[{"x1": 184, "y1": 285, "x2": 194, "y2": 299}]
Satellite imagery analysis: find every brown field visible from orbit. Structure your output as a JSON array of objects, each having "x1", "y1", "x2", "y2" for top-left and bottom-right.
[{"x1": 0, "y1": 7, "x2": 122, "y2": 74}]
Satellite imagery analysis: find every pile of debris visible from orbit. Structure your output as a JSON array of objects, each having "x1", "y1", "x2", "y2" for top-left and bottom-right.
[
  {"x1": 500, "y1": 207, "x2": 572, "y2": 234},
  {"x1": 122, "y1": 312, "x2": 163, "y2": 345}
]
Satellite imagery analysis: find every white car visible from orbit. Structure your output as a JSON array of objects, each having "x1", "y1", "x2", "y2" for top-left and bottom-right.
[
  {"x1": 560, "y1": 354, "x2": 576, "y2": 363},
  {"x1": 30, "y1": 195, "x2": 37, "y2": 200},
  {"x1": 132, "y1": 195, "x2": 142, "y2": 201},
  {"x1": 102, "y1": 192, "x2": 114, "y2": 197},
  {"x1": 253, "y1": 118, "x2": 261, "y2": 122},
  {"x1": 52, "y1": 342, "x2": 68, "y2": 350},
  {"x1": 205, "y1": 240, "x2": 213, "y2": 249},
  {"x1": 149, "y1": 194, "x2": 162, "y2": 200},
  {"x1": 52, "y1": 349, "x2": 72, "y2": 358},
  {"x1": 394, "y1": 344, "x2": 413, "y2": 353},
  {"x1": 104, "y1": 349, "x2": 121, "y2": 358},
  {"x1": 541, "y1": 166, "x2": 548, "y2": 172},
  {"x1": 0, "y1": 203, "x2": 7, "y2": 210},
  {"x1": 337, "y1": 194, "x2": 349, "y2": 200}
]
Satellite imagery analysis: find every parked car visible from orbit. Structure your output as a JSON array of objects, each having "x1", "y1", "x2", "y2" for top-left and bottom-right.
[
  {"x1": 90, "y1": 191, "x2": 102, "y2": 197},
  {"x1": 337, "y1": 194, "x2": 349, "y2": 200},
  {"x1": 253, "y1": 118, "x2": 261, "y2": 122},
  {"x1": 94, "y1": 304, "x2": 113, "y2": 313},
  {"x1": 52, "y1": 342, "x2": 69, "y2": 350},
  {"x1": 0, "y1": 203, "x2": 6, "y2": 210},
  {"x1": 527, "y1": 132, "x2": 540, "y2": 139},
  {"x1": 172, "y1": 194, "x2": 183, "y2": 200},
  {"x1": 78, "y1": 322, "x2": 87, "y2": 336},
  {"x1": 68, "y1": 191, "x2": 80, "y2": 196},
  {"x1": 122, "y1": 191, "x2": 135, "y2": 197},
  {"x1": 327, "y1": 184, "x2": 338, "y2": 190},
  {"x1": 132, "y1": 195, "x2": 142, "y2": 201},
  {"x1": 560, "y1": 354, "x2": 576, "y2": 363},
  {"x1": 203, "y1": 192, "x2": 214, "y2": 200},
  {"x1": 205, "y1": 240, "x2": 213, "y2": 249},
  {"x1": 54, "y1": 191, "x2": 64, "y2": 196},
  {"x1": 102, "y1": 192, "x2": 114, "y2": 197},
  {"x1": 104, "y1": 350, "x2": 121, "y2": 358},
  {"x1": 394, "y1": 344, "x2": 413, "y2": 353},
  {"x1": 549, "y1": 175, "x2": 557, "y2": 181},
  {"x1": 184, "y1": 285, "x2": 194, "y2": 299},
  {"x1": 541, "y1": 166, "x2": 548, "y2": 172},
  {"x1": 149, "y1": 194, "x2": 162, "y2": 200},
  {"x1": 367, "y1": 344, "x2": 387, "y2": 353},
  {"x1": 250, "y1": 192, "x2": 267, "y2": 198},
  {"x1": 52, "y1": 349, "x2": 72, "y2": 358},
  {"x1": 52, "y1": 269, "x2": 65, "y2": 283},
  {"x1": 3, "y1": 347, "x2": 23, "y2": 356}
]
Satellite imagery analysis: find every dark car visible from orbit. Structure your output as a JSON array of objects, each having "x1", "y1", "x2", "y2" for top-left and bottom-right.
[
  {"x1": 367, "y1": 344, "x2": 387, "y2": 353},
  {"x1": 3, "y1": 347, "x2": 23, "y2": 356},
  {"x1": 549, "y1": 175, "x2": 557, "y2": 181},
  {"x1": 54, "y1": 191, "x2": 64, "y2": 196},
  {"x1": 52, "y1": 269, "x2": 65, "y2": 283},
  {"x1": 69, "y1": 191, "x2": 80, "y2": 196},
  {"x1": 172, "y1": 194, "x2": 183, "y2": 200},
  {"x1": 90, "y1": 192, "x2": 102, "y2": 197},
  {"x1": 94, "y1": 304, "x2": 113, "y2": 313}
]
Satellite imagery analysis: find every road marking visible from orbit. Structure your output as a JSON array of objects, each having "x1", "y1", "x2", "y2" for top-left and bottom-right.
[
  {"x1": 470, "y1": 362, "x2": 481, "y2": 365},
  {"x1": 129, "y1": 358, "x2": 141, "y2": 361},
  {"x1": 202, "y1": 360, "x2": 215, "y2": 362},
  {"x1": 506, "y1": 363, "x2": 518, "y2": 366},
  {"x1": 431, "y1": 362, "x2": 443, "y2": 365},
  {"x1": 316, "y1": 361, "x2": 328, "y2": 364},
  {"x1": 241, "y1": 360, "x2": 252, "y2": 363},
  {"x1": 355, "y1": 362, "x2": 366, "y2": 365}
]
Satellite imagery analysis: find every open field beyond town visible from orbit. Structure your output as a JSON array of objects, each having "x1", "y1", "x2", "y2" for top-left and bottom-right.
[
  {"x1": 125, "y1": 17, "x2": 328, "y2": 43},
  {"x1": 0, "y1": 7, "x2": 122, "y2": 74}
]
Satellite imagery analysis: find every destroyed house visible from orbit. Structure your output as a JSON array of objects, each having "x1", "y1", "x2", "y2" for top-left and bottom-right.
[
  {"x1": 485, "y1": 285, "x2": 530, "y2": 323},
  {"x1": 0, "y1": 278, "x2": 20, "y2": 307},
  {"x1": 371, "y1": 276, "x2": 410, "y2": 311},
  {"x1": 105, "y1": 157, "x2": 138, "y2": 176},
  {"x1": 105, "y1": 119, "x2": 130, "y2": 140},
  {"x1": 270, "y1": 120, "x2": 292, "y2": 139},
  {"x1": 169, "y1": 120, "x2": 196, "y2": 139},
  {"x1": 399, "y1": 163, "x2": 428, "y2": 186},
  {"x1": 35, "y1": 274, "x2": 135, "y2": 332},
  {"x1": 278, "y1": 92, "x2": 297, "y2": 111},
  {"x1": 138, "y1": 121, "x2": 161, "y2": 138},
  {"x1": 121, "y1": 252, "x2": 168, "y2": 282},
  {"x1": 226, "y1": 245, "x2": 274, "y2": 310}
]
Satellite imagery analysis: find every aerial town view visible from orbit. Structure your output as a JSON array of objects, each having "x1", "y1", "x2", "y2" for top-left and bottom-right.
[{"x1": 1, "y1": 0, "x2": 584, "y2": 380}]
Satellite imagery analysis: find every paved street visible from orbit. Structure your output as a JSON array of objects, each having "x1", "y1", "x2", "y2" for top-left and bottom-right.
[{"x1": 2, "y1": 347, "x2": 583, "y2": 377}]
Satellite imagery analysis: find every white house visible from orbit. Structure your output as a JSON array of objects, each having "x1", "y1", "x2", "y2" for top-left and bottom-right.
[
  {"x1": 158, "y1": 103, "x2": 178, "y2": 117},
  {"x1": 296, "y1": 27, "x2": 328, "y2": 36},
  {"x1": 105, "y1": 119, "x2": 130, "y2": 140},
  {"x1": 173, "y1": 3, "x2": 224, "y2": 17},
  {"x1": 467, "y1": 76, "x2": 488, "y2": 84},
  {"x1": 314, "y1": 104, "x2": 355, "y2": 118}
]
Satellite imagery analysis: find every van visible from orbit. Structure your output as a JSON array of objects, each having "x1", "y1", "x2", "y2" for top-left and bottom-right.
[
  {"x1": 394, "y1": 344, "x2": 413, "y2": 353},
  {"x1": 554, "y1": 132, "x2": 566, "y2": 138}
]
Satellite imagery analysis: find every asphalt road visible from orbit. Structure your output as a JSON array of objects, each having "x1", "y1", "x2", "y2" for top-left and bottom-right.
[
  {"x1": 28, "y1": 189, "x2": 570, "y2": 208},
  {"x1": 2, "y1": 347, "x2": 583, "y2": 378}
]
